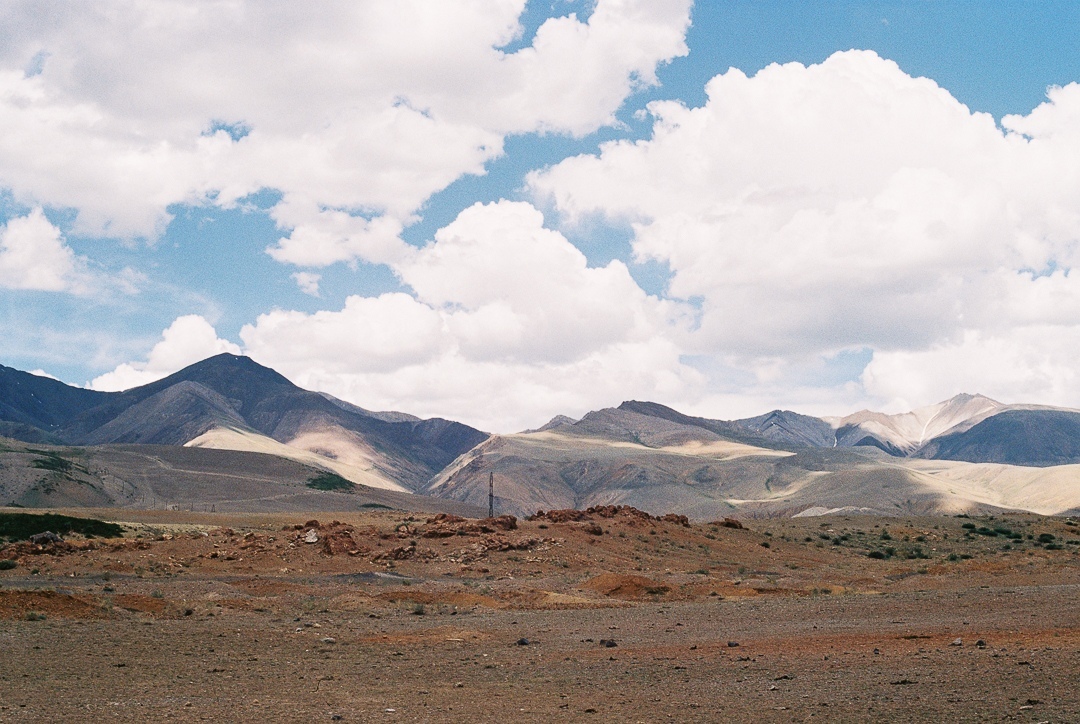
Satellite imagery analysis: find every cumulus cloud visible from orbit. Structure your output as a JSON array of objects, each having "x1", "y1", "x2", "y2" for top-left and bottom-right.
[
  {"x1": 241, "y1": 201, "x2": 699, "y2": 431},
  {"x1": 90, "y1": 314, "x2": 240, "y2": 391},
  {"x1": 0, "y1": 0, "x2": 691, "y2": 265},
  {"x1": 531, "y1": 51, "x2": 1080, "y2": 411},
  {"x1": 291, "y1": 271, "x2": 321, "y2": 297},
  {"x1": 0, "y1": 207, "x2": 88, "y2": 292}
]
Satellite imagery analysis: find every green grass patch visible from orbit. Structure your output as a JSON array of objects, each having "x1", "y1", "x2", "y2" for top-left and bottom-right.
[
  {"x1": 306, "y1": 471, "x2": 355, "y2": 492},
  {"x1": 30, "y1": 454, "x2": 74, "y2": 473},
  {"x1": 0, "y1": 512, "x2": 124, "y2": 542}
]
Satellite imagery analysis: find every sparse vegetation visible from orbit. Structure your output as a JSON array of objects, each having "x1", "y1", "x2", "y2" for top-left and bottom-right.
[
  {"x1": 0, "y1": 559, "x2": 17, "y2": 570},
  {"x1": 30, "y1": 453, "x2": 74, "y2": 473},
  {"x1": 0, "y1": 512, "x2": 124, "y2": 542},
  {"x1": 305, "y1": 472, "x2": 354, "y2": 492}
]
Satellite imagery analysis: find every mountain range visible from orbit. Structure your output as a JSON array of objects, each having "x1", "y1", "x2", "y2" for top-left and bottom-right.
[{"x1": 3, "y1": 354, "x2": 1080, "y2": 518}]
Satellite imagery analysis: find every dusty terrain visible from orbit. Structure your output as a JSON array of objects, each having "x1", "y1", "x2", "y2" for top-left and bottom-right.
[{"x1": 2, "y1": 506, "x2": 1079, "y2": 722}]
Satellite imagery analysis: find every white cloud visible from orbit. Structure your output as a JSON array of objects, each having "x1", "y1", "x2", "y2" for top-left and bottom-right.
[
  {"x1": 0, "y1": 0, "x2": 691, "y2": 265},
  {"x1": 862, "y1": 326, "x2": 1080, "y2": 412},
  {"x1": 530, "y1": 51, "x2": 1080, "y2": 411},
  {"x1": 0, "y1": 207, "x2": 86, "y2": 292},
  {"x1": 241, "y1": 200, "x2": 700, "y2": 430},
  {"x1": 291, "y1": 271, "x2": 321, "y2": 297},
  {"x1": 90, "y1": 314, "x2": 240, "y2": 391}
]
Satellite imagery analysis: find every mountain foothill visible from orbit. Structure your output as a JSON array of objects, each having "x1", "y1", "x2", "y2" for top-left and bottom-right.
[{"x1": 2, "y1": 354, "x2": 1080, "y2": 519}]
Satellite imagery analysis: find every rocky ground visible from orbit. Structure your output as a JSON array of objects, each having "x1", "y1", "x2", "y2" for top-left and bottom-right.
[{"x1": 1, "y1": 506, "x2": 1078, "y2": 722}]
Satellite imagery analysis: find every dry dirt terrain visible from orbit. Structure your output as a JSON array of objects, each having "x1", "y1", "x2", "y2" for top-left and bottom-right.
[{"x1": 2, "y1": 505, "x2": 1079, "y2": 722}]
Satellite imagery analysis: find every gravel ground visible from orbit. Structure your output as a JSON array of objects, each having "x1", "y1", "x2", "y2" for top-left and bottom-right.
[{"x1": 1, "y1": 509, "x2": 1078, "y2": 722}]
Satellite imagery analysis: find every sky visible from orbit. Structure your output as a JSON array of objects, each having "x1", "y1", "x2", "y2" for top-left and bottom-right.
[{"x1": 2, "y1": 0, "x2": 1080, "y2": 432}]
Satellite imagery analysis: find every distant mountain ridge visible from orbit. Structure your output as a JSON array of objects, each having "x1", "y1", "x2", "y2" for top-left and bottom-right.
[
  {"x1": 5, "y1": 355, "x2": 1080, "y2": 519},
  {"x1": 0, "y1": 354, "x2": 488, "y2": 492},
  {"x1": 619, "y1": 393, "x2": 1080, "y2": 467},
  {"x1": 429, "y1": 398, "x2": 1080, "y2": 518}
]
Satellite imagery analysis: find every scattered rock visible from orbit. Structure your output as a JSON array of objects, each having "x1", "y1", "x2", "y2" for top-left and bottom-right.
[
  {"x1": 516, "y1": 638, "x2": 530, "y2": 646},
  {"x1": 29, "y1": 531, "x2": 63, "y2": 545},
  {"x1": 660, "y1": 513, "x2": 691, "y2": 528},
  {"x1": 420, "y1": 514, "x2": 518, "y2": 538},
  {"x1": 303, "y1": 530, "x2": 319, "y2": 544},
  {"x1": 727, "y1": 641, "x2": 740, "y2": 648},
  {"x1": 530, "y1": 505, "x2": 683, "y2": 527},
  {"x1": 950, "y1": 638, "x2": 963, "y2": 646},
  {"x1": 599, "y1": 639, "x2": 617, "y2": 648}
]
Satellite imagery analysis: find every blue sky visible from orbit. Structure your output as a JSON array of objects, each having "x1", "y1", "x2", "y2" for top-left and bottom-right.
[{"x1": 1, "y1": 1, "x2": 1079, "y2": 430}]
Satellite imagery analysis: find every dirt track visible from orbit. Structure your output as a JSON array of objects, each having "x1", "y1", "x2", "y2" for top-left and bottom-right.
[{"x1": 2, "y1": 507, "x2": 1078, "y2": 722}]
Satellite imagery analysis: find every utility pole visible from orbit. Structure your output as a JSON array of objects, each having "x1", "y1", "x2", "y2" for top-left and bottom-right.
[{"x1": 488, "y1": 472, "x2": 494, "y2": 518}]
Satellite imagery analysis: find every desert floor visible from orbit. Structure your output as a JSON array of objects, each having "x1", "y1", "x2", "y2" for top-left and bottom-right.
[{"x1": 1, "y1": 506, "x2": 1078, "y2": 722}]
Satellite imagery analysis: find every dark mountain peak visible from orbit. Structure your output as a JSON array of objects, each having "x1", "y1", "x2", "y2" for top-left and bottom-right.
[
  {"x1": 0, "y1": 363, "x2": 109, "y2": 433},
  {"x1": 160, "y1": 354, "x2": 297, "y2": 392},
  {"x1": 617, "y1": 400, "x2": 699, "y2": 425},
  {"x1": 737, "y1": 409, "x2": 836, "y2": 448},
  {"x1": 528, "y1": 414, "x2": 577, "y2": 433}
]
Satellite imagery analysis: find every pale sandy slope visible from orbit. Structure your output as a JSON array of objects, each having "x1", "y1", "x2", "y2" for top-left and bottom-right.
[
  {"x1": 187, "y1": 425, "x2": 1080, "y2": 517},
  {"x1": 427, "y1": 428, "x2": 1080, "y2": 518},
  {"x1": 890, "y1": 458, "x2": 1080, "y2": 515},
  {"x1": 185, "y1": 426, "x2": 409, "y2": 492}
]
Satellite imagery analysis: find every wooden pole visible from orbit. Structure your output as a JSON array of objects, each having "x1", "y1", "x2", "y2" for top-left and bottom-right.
[{"x1": 488, "y1": 471, "x2": 494, "y2": 518}]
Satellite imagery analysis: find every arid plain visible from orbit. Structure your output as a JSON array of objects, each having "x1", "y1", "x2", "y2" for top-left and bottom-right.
[{"x1": 2, "y1": 505, "x2": 1078, "y2": 722}]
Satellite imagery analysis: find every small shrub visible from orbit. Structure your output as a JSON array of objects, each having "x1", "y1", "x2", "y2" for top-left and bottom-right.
[
  {"x1": 961, "y1": 522, "x2": 976, "y2": 530},
  {"x1": 947, "y1": 553, "x2": 959, "y2": 562},
  {"x1": 150, "y1": 590, "x2": 164, "y2": 599},
  {"x1": 1037, "y1": 533, "x2": 1056, "y2": 543},
  {"x1": 0, "y1": 559, "x2": 16, "y2": 570},
  {"x1": 0, "y1": 512, "x2": 123, "y2": 542},
  {"x1": 25, "y1": 611, "x2": 46, "y2": 621},
  {"x1": 306, "y1": 472, "x2": 354, "y2": 492},
  {"x1": 30, "y1": 454, "x2": 73, "y2": 473},
  {"x1": 411, "y1": 603, "x2": 426, "y2": 616},
  {"x1": 759, "y1": 541, "x2": 770, "y2": 548},
  {"x1": 867, "y1": 550, "x2": 886, "y2": 560}
]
